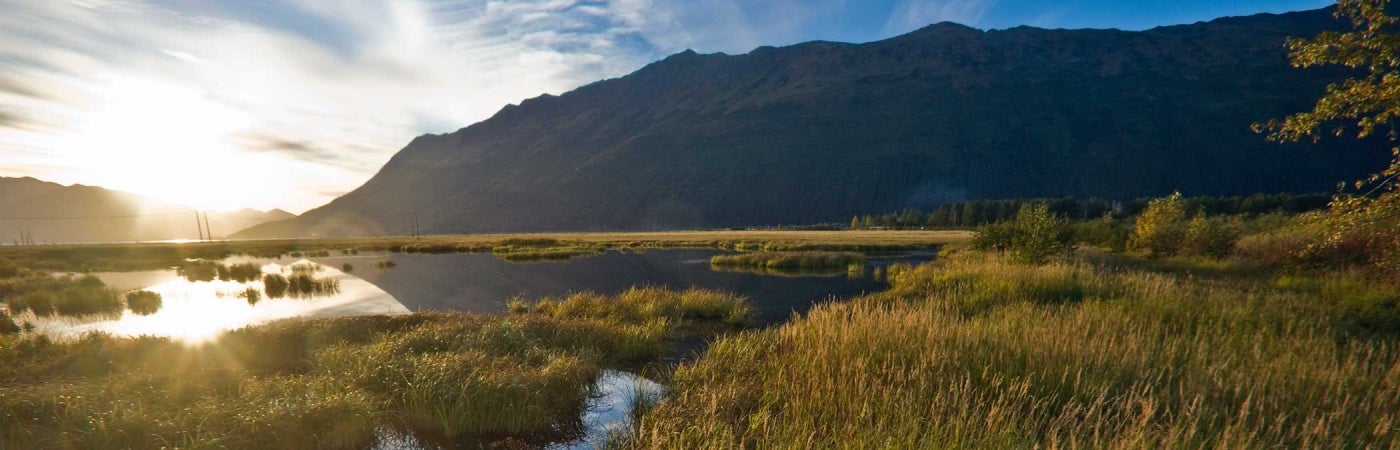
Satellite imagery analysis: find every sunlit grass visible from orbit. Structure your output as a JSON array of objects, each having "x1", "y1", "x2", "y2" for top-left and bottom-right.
[
  {"x1": 0, "y1": 288, "x2": 751, "y2": 448},
  {"x1": 1, "y1": 275, "x2": 122, "y2": 317},
  {"x1": 628, "y1": 251, "x2": 1400, "y2": 448}
]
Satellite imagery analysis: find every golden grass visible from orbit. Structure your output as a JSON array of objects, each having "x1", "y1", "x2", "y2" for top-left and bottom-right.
[
  {"x1": 0, "y1": 288, "x2": 751, "y2": 449},
  {"x1": 628, "y1": 251, "x2": 1400, "y2": 448}
]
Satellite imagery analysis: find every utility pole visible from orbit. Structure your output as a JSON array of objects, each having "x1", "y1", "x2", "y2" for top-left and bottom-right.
[
  {"x1": 203, "y1": 212, "x2": 213, "y2": 241},
  {"x1": 195, "y1": 211, "x2": 205, "y2": 241}
]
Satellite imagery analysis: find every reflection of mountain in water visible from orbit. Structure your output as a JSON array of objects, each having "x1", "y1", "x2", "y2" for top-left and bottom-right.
[{"x1": 333, "y1": 249, "x2": 903, "y2": 324}]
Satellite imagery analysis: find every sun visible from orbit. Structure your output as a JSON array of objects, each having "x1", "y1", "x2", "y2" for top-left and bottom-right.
[{"x1": 58, "y1": 77, "x2": 281, "y2": 211}]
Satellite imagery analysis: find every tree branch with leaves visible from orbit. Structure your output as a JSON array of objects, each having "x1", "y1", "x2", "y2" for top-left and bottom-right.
[{"x1": 1255, "y1": 0, "x2": 1400, "y2": 192}]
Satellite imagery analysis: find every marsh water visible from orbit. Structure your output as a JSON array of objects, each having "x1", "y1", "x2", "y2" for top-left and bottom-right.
[
  {"x1": 16, "y1": 248, "x2": 933, "y2": 448},
  {"x1": 24, "y1": 249, "x2": 930, "y2": 340}
]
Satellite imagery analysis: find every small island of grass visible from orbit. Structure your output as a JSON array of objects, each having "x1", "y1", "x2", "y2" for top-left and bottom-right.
[{"x1": 710, "y1": 251, "x2": 867, "y2": 270}]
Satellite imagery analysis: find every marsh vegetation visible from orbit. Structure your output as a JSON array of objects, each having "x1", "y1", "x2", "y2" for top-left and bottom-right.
[
  {"x1": 709, "y1": 251, "x2": 866, "y2": 270},
  {"x1": 0, "y1": 288, "x2": 751, "y2": 448},
  {"x1": 624, "y1": 247, "x2": 1400, "y2": 448}
]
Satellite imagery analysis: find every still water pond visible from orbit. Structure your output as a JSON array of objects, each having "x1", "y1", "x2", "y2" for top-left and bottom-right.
[{"x1": 30, "y1": 249, "x2": 932, "y2": 342}]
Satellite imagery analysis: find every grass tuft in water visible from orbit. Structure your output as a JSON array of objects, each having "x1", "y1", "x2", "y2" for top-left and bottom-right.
[
  {"x1": 710, "y1": 251, "x2": 866, "y2": 270},
  {"x1": 124, "y1": 290, "x2": 162, "y2": 315}
]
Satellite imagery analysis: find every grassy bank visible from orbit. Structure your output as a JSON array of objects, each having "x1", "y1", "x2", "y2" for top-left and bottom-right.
[
  {"x1": 628, "y1": 250, "x2": 1400, "y2": 448},
  {"x1": 0, "y1": 288, "x2": 752, "y2": 449},
  {"x1": 709, "y1": 251, "x2": 866, "y2": 270},
  {"x1": 0, "y1": 230, "x2": 968, "y2": 273}
]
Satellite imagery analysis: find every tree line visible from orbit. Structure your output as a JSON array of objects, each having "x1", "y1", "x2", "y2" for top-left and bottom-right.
[{"x1": 850, "y1": 193, "x2": 1333, "y2": 229}]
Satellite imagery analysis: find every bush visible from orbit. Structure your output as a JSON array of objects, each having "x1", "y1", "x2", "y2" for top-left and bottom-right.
[
  {"x1": 1129, "y1": 192, "x2": 1187, "y2": 257},
  {"x1": 1070, "y1": 214, "x2": 1131, "y2": 251},
  {"x1": 974, "y1": 203, "x2": 1073, "y2": 264},
  {"x1": 1180, "y1": 215, "x2": 1241, "y2": 259}
]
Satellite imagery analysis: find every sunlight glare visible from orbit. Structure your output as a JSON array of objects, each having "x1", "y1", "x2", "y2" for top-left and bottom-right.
[{"x1": 57, "y1": 77, "x2": 278, "y2": 211}]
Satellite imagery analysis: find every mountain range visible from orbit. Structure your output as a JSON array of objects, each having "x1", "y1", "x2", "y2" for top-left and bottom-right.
[
  {"x1": 213, "y1": 6, "x2": 1391, "y2": 237},
  {"x1": 0, "y1": 176, "x2": 292, "y2": 244}
]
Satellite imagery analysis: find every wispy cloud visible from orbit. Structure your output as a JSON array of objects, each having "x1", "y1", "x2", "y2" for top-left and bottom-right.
[{"x1": 0, "y1": 0, "x2": 685, "y2": 212}]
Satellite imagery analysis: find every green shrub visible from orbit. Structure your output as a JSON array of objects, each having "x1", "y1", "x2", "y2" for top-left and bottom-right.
[
  {"x1": 1180, "y1": 215, "x2": 1241, "y2": 259},
  {"x1": 1129, "y1": 192, "x2": 1187, "y2": 257},
  {"x1": 973, "y1": 204, "x2": 1073, "y2": 264},
  {"x1": 1070, "y1": 214, "x2": 1131, "y2": 251}
]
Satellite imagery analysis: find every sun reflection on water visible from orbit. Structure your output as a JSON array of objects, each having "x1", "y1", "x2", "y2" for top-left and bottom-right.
[{"x1": 29, "y1": 260, "x2": 410, "y2": 344}]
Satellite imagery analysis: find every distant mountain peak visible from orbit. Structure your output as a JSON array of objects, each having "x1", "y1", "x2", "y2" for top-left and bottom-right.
[{"x1": 235, "y1": 6, "x2": 1391, "y2": 238}]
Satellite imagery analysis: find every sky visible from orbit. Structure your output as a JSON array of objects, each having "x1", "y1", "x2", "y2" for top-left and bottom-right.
[{"x1": 0, "y1": 0, "x2": 1333, "y2": 213}]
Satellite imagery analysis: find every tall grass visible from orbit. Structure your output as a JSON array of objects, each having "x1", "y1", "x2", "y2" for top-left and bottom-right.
[
  {"x1": 0, "y1": 288, "x2": 751, "y2": 448},
  {"x1": 286, "y1": 274, "x2": 339, "y2": 297},
  {"x1": 629, "y1": 251, "x2": 1400, "y2": 448},
  {"x1": 262, "y1": 273, "x2": 290, "y2": 299},
  {"x1": 2, "y1": 275, "x2": 121, "y2": 317},
  {"x1": 0, "y1": 312, "x2": 18, "y2": 335},
  {"x1": 217, "y1": 262, "x2": 264, "y2": 282},
  {"x1": 124, "y1": 290, "x2": 162, "y2": 315}
]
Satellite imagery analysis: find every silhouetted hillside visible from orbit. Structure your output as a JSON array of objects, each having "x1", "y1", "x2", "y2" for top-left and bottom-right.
[{"x1": 237, "y1": 7, "x2": 1391, "y2": 238}]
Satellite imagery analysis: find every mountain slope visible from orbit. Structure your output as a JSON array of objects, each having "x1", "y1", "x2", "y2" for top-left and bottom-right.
[
  {"x1": 237, "y1": 7, "x2": 1392, "y2": 238},
  {"x1": 0, "y1": 177, "x2": 293, "y2": 244}
]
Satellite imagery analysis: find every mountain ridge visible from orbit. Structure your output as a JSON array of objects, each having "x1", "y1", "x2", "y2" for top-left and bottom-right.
[
  {"x1": 237, "y1": 6, "x2": 1391, "y2": 238},
  {"x1": 0, "y1": 176, "x2": 293, "y2": 244}
]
